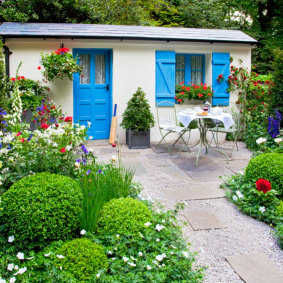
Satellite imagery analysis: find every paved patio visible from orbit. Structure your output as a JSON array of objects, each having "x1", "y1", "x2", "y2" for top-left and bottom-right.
[{"x1": 88, "y1": 140, "x2": 283, "y2": 283}]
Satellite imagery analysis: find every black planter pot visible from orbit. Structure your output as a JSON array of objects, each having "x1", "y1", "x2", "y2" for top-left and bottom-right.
[
  {"x1": 21, "y1": 108, "x2": 37, "y2": 131},
  {"x1": 126, "y1": 129, "x2": 150, "y2": 149}
]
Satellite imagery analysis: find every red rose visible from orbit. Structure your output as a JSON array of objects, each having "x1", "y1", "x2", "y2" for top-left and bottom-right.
[
  {"x1": 187, "y1": 87, "x2": 190, "y2": 91},
  {"x1": 20, "y1": 138, "x2": 25, "y2": 143},
  {"x1": 16, "y1": 132, "x2": 21, "y2": 137},
  {"x1": 262, "y1": 101, "x2": 264, "y2": 104},
  {"x1": 11, "y1": 77, "x2": 16, "y2": 82},
  {"x1": 61, "y1": 148, "x2": 66, "y2": 153},
  {"x1": 198, "y1": 94, "x2": 203, "y2": 97},
  {"x1": 177, "y1": 99, "x2": 182, "y2": 102},
  {"x1": 17, "y1": 76, "x2": 21, "y2": 81},
  {"x1": 234, "y1": 82, "x2": 237, "y2": 85},
  {"x1": 194, "y1": 86, "x2": 200, "y2": 89},
  {"x1": 203, "y1": 86, "x2": 208, "y2": 90},
  {"x1": 52, "y1": 106, "x2": 56, "y2": 109},
  {"x1": 41, "y1": 123, "x2": 50, "y2": 130},
  {"x1": 21, "y1": 76, "x2": 25, "y2": 79},
  {"x1": 219, "y1": 74, "x2": 223, "y2": 78},
  {"x1": 37, "y1": 66, "x2": 41, "y2": 70},
  {"x1": 256, "y1": 179, "x2": 271, "y2": 193},
  {"x1": 55, "y1": 123, "x2": 59, "y2": 128},
  {"x1": 64, "y1": 116, "x2": 73, "y2": 122},
  {"x1": 174, "y1": 96, "x2": 177, "y2": 99},
  {"x1": 228, "y1": 80, "x2": 231, "y2": 83},
  {"x1": 59, "y1": 117, "x2": 64, "y2": 120}
]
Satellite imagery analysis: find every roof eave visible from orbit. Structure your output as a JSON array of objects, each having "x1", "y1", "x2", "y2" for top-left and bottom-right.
[{"x1": 1, "y1": 34, "x2": 258, "y2": 45}]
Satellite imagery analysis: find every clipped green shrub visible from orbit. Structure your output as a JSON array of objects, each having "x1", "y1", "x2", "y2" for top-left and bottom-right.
[
  {"x1": 275, "y1": 224, "x2": 283, "y2": 249},
  {"x1": 97, "y1": 197, "x2": 153, "y2": 236},
  {"x1": 245, "y1": 153, "x2": 283, "y2": 198},
  {"x1": 0, "y1": 172, "x2": 82, "y2": 249},
  {"x1": 56, "y1": 238, "x2": 108, "y2": 281}
]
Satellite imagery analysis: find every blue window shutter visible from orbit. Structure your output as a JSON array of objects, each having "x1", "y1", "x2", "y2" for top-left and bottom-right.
[
  {"x1": 212, "y1": 52, "x2": 230, "y2": 106},
  {"x1": 156, "y1": 51, "x2": 176, "y2": 105}
]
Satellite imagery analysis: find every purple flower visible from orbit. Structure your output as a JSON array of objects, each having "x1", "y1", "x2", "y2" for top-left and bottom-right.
[
  {"x1": 97, "y1": 169, "x2": 104, "y2": 174},
  {"x1": 86, "y1": 170, "x2": 91, "y2": 175},
  {"x1": 268, "y1": 110, "x2": 282, "y2": 138},
  {"x1": 76, "y1": 159, "x2": 81, "y2": 163}
]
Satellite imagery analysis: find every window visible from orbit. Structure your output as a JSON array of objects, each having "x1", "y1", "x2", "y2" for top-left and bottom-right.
[{"x1": 175, "y1": 54, "x2": 205, "y2": 85}]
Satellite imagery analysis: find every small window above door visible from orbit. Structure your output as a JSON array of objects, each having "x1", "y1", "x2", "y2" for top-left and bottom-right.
[{"x1": 175, "y1": 54, "x2": 205, "y2": 85}]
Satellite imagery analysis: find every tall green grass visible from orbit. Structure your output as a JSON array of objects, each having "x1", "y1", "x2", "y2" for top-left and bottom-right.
[{"x1": 80, "y1": 163, "x2": 134, "y2": 233}]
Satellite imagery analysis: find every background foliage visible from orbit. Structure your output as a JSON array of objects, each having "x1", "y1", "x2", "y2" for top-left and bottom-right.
[{"x1": 1, "y1": 0, "x2": 282, "y2": 74}]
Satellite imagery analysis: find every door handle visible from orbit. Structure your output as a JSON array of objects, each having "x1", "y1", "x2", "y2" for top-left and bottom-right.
[{"x1": 104, "y1": 84, "x2": 109, "y2": 91}]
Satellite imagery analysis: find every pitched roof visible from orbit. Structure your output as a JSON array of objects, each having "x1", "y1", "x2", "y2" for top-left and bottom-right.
[{"x1": 0, "y1": 22, "x2": 257, "y2": 44}]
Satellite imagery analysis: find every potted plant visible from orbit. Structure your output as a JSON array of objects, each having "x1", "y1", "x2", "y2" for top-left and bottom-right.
[
  {"x1": 40, "y1": 47, "x2": 83, "y2": 81},
  {"x1": 120, "y1": 87, "x2": 155, "y2": 149}
]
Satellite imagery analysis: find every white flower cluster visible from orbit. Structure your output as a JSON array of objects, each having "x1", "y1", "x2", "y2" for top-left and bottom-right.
[
  {"x1": 259, "y1": 206, "x2": 266, "y2": 213},
  {"x1": 256, "y1": 137, "x2": 267, "y2": 144}
]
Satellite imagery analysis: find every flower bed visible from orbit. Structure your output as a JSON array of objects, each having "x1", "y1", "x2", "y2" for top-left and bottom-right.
[{"x1": 221, "y1": 152, "x2": 283, "y2": 248}]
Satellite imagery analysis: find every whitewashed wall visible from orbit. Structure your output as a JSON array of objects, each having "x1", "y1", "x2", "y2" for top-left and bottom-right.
[{"x1": 6, "y1": 38, "x2": 252, "y2": 143}]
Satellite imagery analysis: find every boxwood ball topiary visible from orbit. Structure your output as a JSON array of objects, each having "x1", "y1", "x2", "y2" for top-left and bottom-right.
[
  {"x1": 56, "y1": 238, "x2": 108, "y2": 281},
  {"x1": 245, "y1": 153, "x2": 283, "y2": 198},
  {"x1": 1, "y1": 172, "x2": 82, "y2": 248},
  {"x1": 97, "y1": 197, "x2": 153, "y2": 236}
]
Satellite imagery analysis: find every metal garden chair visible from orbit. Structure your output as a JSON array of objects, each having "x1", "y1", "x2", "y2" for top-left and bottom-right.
[
  {"x1": 208, "y1": 101, "x2": 242, "y2": 157},
  {"x1": 155, "y1": 100, "x2": 191, "y2": 156}
]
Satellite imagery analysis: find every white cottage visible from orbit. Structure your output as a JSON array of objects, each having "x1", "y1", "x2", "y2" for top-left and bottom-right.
[{"x1": 0, "y1": 22, "x2": 257, "y2": 143}]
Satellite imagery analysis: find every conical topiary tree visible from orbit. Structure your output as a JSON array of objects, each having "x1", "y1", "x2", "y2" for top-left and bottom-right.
[{"x1": 120, "y1": 87, "x2": 155, "y2": 131}]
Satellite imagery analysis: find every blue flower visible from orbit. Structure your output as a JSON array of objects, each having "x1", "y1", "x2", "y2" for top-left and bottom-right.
[
  {"x1": 76, "y1": 159, "x2": 81, "y2": 163},
  {"x1": 96, "y1": 169, "x2": 104, "y2": 174},
  {"x1": 86, "y1": 170, "x2": 91, "y2": 175}
]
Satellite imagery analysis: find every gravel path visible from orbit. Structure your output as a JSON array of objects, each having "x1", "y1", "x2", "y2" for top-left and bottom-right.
[{"x1": 90, "y1": 142, "x2": 283, "y2": 283}]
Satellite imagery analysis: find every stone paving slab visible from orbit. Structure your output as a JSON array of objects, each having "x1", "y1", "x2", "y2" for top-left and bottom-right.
[
  {"x1": 148, "y1": 159, "x2": 171, "y2": 167},
  {"x1": 158, "y1": 165, "x2": 190, "y2": 180},
  {"x1": 163, "y1": 185, "x2": 225, "y2": 200},
  {"x1": 188, "y1": 171, "x2": 234, "y2": 182},
  {"x1": 100, "y1": 147, "x2": 118, "y2": 154},
  {"x1": 226, "y1": 252, "x2": 283, "y2": 283},
  {"x1": 151, "y1": 143, "x2": 189, "y2": 154},
  {"x1": 145, "y1": 153, "x2": 179, "y2": 159},
  {"x1": 122, "y1": 152, "x2": 140, "y2": 157},
  {"x1": 184, "y1": 209, "x2": 227, "y2": 230},
  {"x1": 87, "y1": 139, "x2": 109, "y2": 146},
  {"x1": 118, "y1": 160, "x2": 147, "y2": 176},
  {"x1": 219, "y1": 160, "x2": 250, "y2": 172},
  {"x1": 171, "y1": 156, "x2": 228, "y2": 173}
]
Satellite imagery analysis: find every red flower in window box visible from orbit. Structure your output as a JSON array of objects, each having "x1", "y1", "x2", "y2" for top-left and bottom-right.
[
  {"x1": 200, "y1": 82, "x2": 203, "y2": 86},
  {"x1": 198, "y1": 94, "x2": 203, "y2": 97},
  {"x1": 181, "y1": 86, "x2": 186, "y2": 89},
  {"x1": 187, "y1": 87, "x2": 190, "y2": 91},
  {"x1": 194, "y1": 86, "x2": 200, "y2": 89},
  {"x1": 179, "y1": 92, "x2": 184, "y2": 95},
  {"x1": 256, "y1": 179, "x2": 271, "y2": 193},
  {"x1": 61, "y1": 148, "x2": 66, "y2": 153},
  {"x1": 177, "y1": 99, "x2": 182, "y2": 102},
  {"x1": 207, "y1": 93, "x2": 212, "y2": 96},
  {"x1": 11, "y1": 77, "x2": 16, "y2": 82},
  {"x1": 41, "y1": 123, "x2": 50, "y2": 130},
  {"x1": 203, "y1": 86, "x2": 208, "y2": 90},
  {"x1": 174, "y1": 96, "x2": 177, "y2": 99},
  {"x1": 179, "y1": 81, "x2": 184, "y2": 85},
  {"x1": 64, "y1": 116, "x2": 73, "y2": 122},
  {"x1": 21, "y1": 76, "x2": 25, "y2": 79},
  {"x1": 38, "y1": 66, "x2": 41, "y2": 70}
]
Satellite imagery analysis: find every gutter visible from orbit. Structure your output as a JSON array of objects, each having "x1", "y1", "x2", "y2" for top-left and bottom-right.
[{"x1": 1, "y1": 35, "x2": 258, "y2": 45}]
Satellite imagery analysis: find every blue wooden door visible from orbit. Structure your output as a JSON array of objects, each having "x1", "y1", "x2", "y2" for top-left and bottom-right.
[{"x1": 73, "y1": 49, "x2": 111, "y2": 139}]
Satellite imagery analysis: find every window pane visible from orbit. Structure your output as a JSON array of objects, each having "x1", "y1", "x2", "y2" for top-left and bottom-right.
[
  {"x1": 191, "y1": 56, "x2": 203, "y2": 70},
  {"x1": 95, "y1": 55, "x2": 106, "y2": 84},
  {"x1": 176, "y1": 71, "x2": 185, "y2": 84},
  {"x1": 191, "y1": 71, "x2": 203, "y2": 84},
  {"x1": 79, "y1": 54, "x2": 90, "y2": 84},
  {"x1": 176, "y1": 55, "x2": 185, "y2": 70}
]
